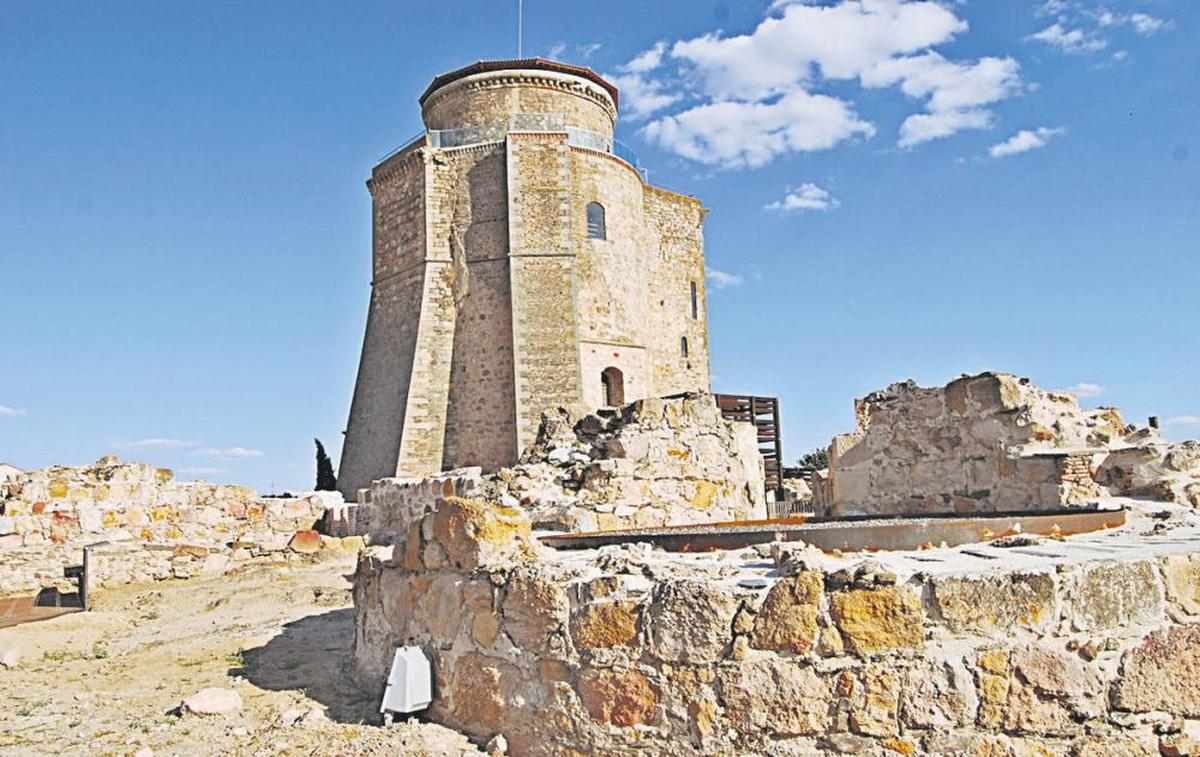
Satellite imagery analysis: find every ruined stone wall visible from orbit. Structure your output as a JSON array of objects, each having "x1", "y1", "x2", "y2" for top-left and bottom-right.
[
  {"x1": 421, "y1": 69, "x2": 617, "y2": 136},
  {"x1": 354, "y1": 497, "x2": 1200, "y2": 756},
  {"x1": 339, "y1": 394, "x2": 765, "y2": 542},
  {"x1": 0, "y1": 458, "x2": 352, "y2": 597},
  {"x1": 828, "y1": 373, "x2": 1132, "y2": 516}
]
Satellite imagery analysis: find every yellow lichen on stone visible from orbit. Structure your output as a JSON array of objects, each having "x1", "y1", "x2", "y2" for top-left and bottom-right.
[
  {"x1": 690, "y1": 480, "x2": 719, "y2": 511},
  {"x1": 666, "y1": 446, "x2": 691, "y2": 460},
  {"x1": 830, "y1": 586, "x2": 924, "y2": 656},
  {"x1": 48, "y1": 479, "x2": 68, "y2": 499},
  {"x1": 155, "y1": 467, "x2": 173, "y2": 485},
  {"x1": 572, "y1": 601, "x2": 640, "y2": 649}
]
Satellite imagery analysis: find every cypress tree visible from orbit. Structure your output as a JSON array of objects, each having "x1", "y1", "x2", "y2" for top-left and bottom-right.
[{"x1": 314, "y1": 438, "x2": 337, "y2": 491}]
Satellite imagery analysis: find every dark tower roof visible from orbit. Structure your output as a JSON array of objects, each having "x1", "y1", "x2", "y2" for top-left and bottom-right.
[{"x1": 420, "y1": 59, "x2": 619, "y2": 111}]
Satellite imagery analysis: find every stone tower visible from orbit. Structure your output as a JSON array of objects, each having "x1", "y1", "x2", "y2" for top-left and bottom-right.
[{"x1": 338, "y1": 59, "x2": 711, "y2": 499}]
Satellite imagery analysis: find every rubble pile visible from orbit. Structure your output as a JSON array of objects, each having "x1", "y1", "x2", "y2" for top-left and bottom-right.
[
  {"x1": 814, "y1": 372, "x2": 1199, "y2": 516},
  {"x1": 342, "y1": 393, "x2": 766, "y2": 544}
]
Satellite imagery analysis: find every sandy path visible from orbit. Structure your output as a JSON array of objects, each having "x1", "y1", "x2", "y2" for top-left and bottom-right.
[{"x1": 0, "y1": 554, "x2": 481, "y2": 756}]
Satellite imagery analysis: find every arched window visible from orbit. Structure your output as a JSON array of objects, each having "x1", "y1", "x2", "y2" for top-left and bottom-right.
[
  {"x1": 680, "y1": 336, "x2": 690, "y2": 357},
  {"x1": 601, "y1": 366, "x2": 624, "y2": 407},
  {"x1": 587, "y1": 202, "x2": 606, "y2": 240}
]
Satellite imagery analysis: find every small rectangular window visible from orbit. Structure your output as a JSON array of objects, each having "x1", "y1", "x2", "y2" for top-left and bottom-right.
[{"x1": 690, "y1": 281, "x2": 698, "y2": 319}]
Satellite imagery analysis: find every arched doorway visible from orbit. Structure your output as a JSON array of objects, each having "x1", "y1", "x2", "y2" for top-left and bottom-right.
[{"x1": 601, "y1": 367, "x2": 624, "y2": 407}]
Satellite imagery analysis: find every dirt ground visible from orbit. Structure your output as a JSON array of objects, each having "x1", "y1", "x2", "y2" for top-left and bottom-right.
[{"x1": 0, "y1": 553, "x2": 483, "y2": 756}]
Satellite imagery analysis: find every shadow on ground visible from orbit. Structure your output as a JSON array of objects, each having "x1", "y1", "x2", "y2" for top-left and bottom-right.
[{"x1": 231, "y1": 607, "x2": 379, "y2": 723}]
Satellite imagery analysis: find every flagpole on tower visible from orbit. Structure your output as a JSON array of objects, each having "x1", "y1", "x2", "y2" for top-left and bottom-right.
[{"x1": 517, "y1": 0, "x2": 523, "y2": 57}]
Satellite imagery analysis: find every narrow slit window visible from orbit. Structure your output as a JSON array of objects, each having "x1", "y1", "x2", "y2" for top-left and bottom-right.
[
  {"x1": 587, "y1": 202, "x2": 606, "y2": 240},
  {"x1": 690, "y1": 281, "x2": 698, "y2": 319},
  {"x1": 680, "y1": 336, "x2": 689, "y2": 358},
  {"x1": 601, "y1": 366, "x2": 624, "y2": 407}
]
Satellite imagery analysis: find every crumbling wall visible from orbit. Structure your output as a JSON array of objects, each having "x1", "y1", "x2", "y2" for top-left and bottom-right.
[
  {"x1": 354, "y1": 497, "x2": 1200, "y2": 756},
  {"x1": 342, "y1": 392, "x2": 765, "y2": 542},
  {"x1": 0, "y1": 457, "x2": 351, "y2": 596},
  {"x1": 828, "y1": 372, "x2": 1132, "y2": 516}
]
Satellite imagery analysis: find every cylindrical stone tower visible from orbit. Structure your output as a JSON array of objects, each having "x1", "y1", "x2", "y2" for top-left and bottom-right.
[{"x1": 338, "y1": 59, "x2": 711, "y2": 500}]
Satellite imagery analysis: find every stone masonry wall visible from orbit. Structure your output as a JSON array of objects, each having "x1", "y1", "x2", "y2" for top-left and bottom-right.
[
  {"x1": 0, "y1": 457, "x2": 351, "y2": 597},
  {"x1": 341, "y1": 393, "x2": 765, "y2": 545},
  {"x1": 825, "y1": 372, "x2": 1136, "y2": 516},
  {"x1": 354, "y1": 496, "x2": 1200, "y2": 756}
]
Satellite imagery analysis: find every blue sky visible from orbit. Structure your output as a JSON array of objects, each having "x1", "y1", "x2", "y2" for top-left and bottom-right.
[{"x1": 1, "y1": 0, "x2": 1196, "y2": 492}]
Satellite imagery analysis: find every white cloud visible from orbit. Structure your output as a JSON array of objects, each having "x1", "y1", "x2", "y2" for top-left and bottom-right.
[
  {"x1": 1061, "y1": 382, "x2": 1106, "y2": 398},
  {"x1": 765, "y1": 182, "x2": 841, "y2": 211},
  {"x1": 1166, "y1": 416, "x2": 1200, "y2": 428},
  {"x1": 0, "y1": 405, "x2": 26, "y2": 417},
  {"x1": 191, "y1": 446, "x2": 265, "y2": 460},
  {"x1": 578, "y1": 42, "x2": 603, "y2": 59},
  {"x1": 1035, "y1": 0, "x2": 1071, "y2": 17},
  {"x1": 546, "y1": 42, "x2": 567, "y2": 60},
  {"x1": 607, "y1": 42, "x2": 683, "y2": 121},
  {"x1": 624, "y1": 0, "x2": 1021, "y2": 161},
  {"x1": 900, "y1": 108, "x2": 994, "y2": 148},
  {"x1": 989, "y1": 126, "x2": 1065, "y2": 157},
  {"x1": 1129, "y1": 13, "x2": 1169, "y2": 35},
  {"x1": 117, "y1": 437, "x2": 201, "y2": 449},
  {"x1": 642, "y1": 90, "x2": 874, "y2": 168},
  {"x1": 1028, "y1": 23, "x2": 1108, "y2": 54},
  {"x1": 706, "y1": 268, "x2": 744, "y2": 288}
]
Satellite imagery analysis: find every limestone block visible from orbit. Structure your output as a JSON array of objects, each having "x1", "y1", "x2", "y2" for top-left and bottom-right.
[
  {"x1": 1065, "y1": 560, "x2": 1163, "y2": 632},
  {"x1": 430, "y1": 496, "x2": 533, "y2": 572},
  {"x1": 1004, "y1": 645, "x2": 1103, "y2": 735},
  {"x1": 830, "y1": 586, "x2": 924, "y2": 656},
  {"x1": 719, "y1": 657, "x2": 831, "y2": 736},
  {"x1": 578, "y1": 669, "x2": 658, "y2": 727},
  {"x1": 848, "y1": 665, "x2": 901, "y2": 737},
  {"x1": 930, "y1": 571, "x2": 1056, "y2": 635},
  {"x1": 502, "y1": 570, "x2": 569, "y2": 652},
  {"x1": 1161, "y1": 554, "x2": 1200, "y2": 616},
  {"x1": 647, "y1": 580, "x2": 738, "y2": 663},
  {"x1": 571, "y1": 600, "x2": 640, "y2": 649},
  {"x1": 1112, "y1": 625, "x2": 1200, "y2": 717},
  {"x1": 447, "y1": 652, "x2": 519, "y2": 737},
  {"x1": 749, "y1": 571, "x2": 823, "y2": 654},
  {"x1": 900, "y1": 657, "x2": 978, "y2": 730}
]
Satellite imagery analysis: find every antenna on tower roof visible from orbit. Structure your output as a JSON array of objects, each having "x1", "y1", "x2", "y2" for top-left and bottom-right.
[{"x1": 517, "y1": 0, "x2": 524, "y2": 58}]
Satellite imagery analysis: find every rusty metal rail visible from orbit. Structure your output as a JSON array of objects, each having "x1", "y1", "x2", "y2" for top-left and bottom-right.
[{"x1": 539, "y1": 508, "x2": 1127, "y2": 553}]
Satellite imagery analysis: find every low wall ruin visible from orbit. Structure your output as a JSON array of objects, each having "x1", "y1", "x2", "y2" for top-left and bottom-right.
[
  {"x1": 353, "y1": 496, "x2": 1200, "y2": 756},
  {"x1": 817, "y1": 372, "x2": 1197, "y2": 516},
  {"x1": 340, "y1": 393, "x2": 766, "y2": 544},
  {"x1": 0, "y1": 457, "x2": 351, "y2": 596}
]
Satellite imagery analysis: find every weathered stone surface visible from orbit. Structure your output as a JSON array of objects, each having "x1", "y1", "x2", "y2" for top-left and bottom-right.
[
  {"x1": 901, "y1": 657, "x2": 978, "y2": 730},
  {"x1": 931, "y1": 571, "x2": 1056, "y2": 634},
  {"x1": 1112, "y1": 625, "x2": 1200, "y2": 717},
  {"x1": 648, "y1": 580, "x2": 738, "y2": 663},
  {"x1": 431, "y1": 497, "x2": 533, "y2": 572},
  {"x1": 501, "y1": 570, "x2": 568, "y2": 652},
  {"x1": 1161, "y1": 554, "x2": 1200, "y2": 616},
  {"x1": 571, "y1": 600, "x2": 639, "y2": 649},
  {"x1": 181, "y1": 687, "x2": 243, "y2": 717},
  {"x1": 1004, "y1": 645, "x2": 1103, "y2": 735},
  {"x1": 578, "y1": 669, "x2": 658, "y2": 727},
  {"x1": 720, "y1": 657, "x2": 831, "y2": 736},
  {"x1": 829, "y1": 586, "x2": 924, "y2": 656},
  {"x1": 749, "y1": 571, "x2": 823, "y2": 654},
  {"x1": 447, "y1": 652, "x2": 515, "y2": 735},
  {"x1": 288, "y1": 529, "x2": 323, "y2": 554},
  {"x1": 1067, "y1": 560, "x2": 1163, "y2": 631},
  {"x1": 848, "y1": 665, "x2": 900, "y2": 737}
]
